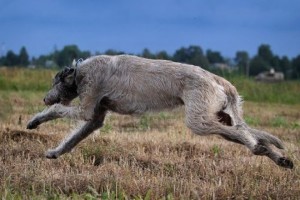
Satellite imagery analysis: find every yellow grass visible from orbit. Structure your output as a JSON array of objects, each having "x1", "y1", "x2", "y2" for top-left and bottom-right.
[{"x1": 0, "y1": 91, "x2": 300, "y2": 199}]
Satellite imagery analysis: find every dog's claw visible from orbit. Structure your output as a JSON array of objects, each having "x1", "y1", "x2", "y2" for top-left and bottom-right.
[
  {"x1": 45, "y1": 149, "x2": 59, "y2": 159},
  {"x1": 27, "y1": 120, "x2": 40, "y2": 129},
  {"x1": 277, "y1": 157, "x2": 294, "y2": 169}
]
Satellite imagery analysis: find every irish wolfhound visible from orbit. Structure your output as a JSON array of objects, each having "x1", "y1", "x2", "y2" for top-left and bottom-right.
[{"x1": 27, "y1": 55, "x2": 293, "y2": 168}]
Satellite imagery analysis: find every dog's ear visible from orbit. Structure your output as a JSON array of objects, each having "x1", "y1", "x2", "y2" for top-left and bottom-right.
[
  {"x1": 72, "y1": 59, "x2": 76, "y2": 67},
  {"x1": 53, "y1": 70, "x2": 63, "y2": 86},
  {"x1": 61, "y1": 67, "x2": 76, "y2": 85}
]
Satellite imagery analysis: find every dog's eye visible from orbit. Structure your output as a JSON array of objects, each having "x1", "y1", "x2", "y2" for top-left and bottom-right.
[{"x1": 52, "y1": 77, "x2": 61, "y2": 86}]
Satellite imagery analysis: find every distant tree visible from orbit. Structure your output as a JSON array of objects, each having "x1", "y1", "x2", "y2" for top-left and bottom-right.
[
  {"x1": 80, "y1": 50, "x2": 91, "y2": 59},
  {"x1": 279, "y1": 56, "x2": 291, "y2": 77},
  {"x1": 258, "y1": 44, "x2": 273, "y2": 65},
  {"x1": 249, "y1": 44, "x2": 274, "y2": 76},
  {"x1": 206, "y1": 49, "x2": 224, "y2": 64},
  {"x1": 104, "y1": 49, "x2": 125, "y2": 55},
  {"x1": 249, "y1": 56, "x2": 269, "y2": 76},
  {"x1": 270, "y1": 55, "x2": 281, "y2": 71},
  {"x1": 4, "y1": 50, "x2": 19, "y2": 66},
  {"x1": 173, "y1": 45, "x2": 209, "y2": 69},
  {"x1": 156, "y1": 51, "x2": 170, "y2": 60},
  {"x1": 19, "y1": 46, "x2": 29, "y2": 66},
  {"x1": 141, "y1": 48, "x2": 154, "y2": 59},
  {"x1": 235, "y1": 51, "x2": 249, "y2": 76},
  {"x1": 0, "y1": 56, "x2": 5, "y2": 66},
  {"x1": 249, "y1": 56, "x2": 268, "y2": 76},
  {"x1": 292, "y1": 55, "x2": 300, "y2": 79},
  {"x1": 34, "y1": 55, "x2": 49, "y2": 67},
  {"x1": 56, "y1": 45, "x2": 80, "y2": 66},
  {"x1": 56, "y1": 45, "x2": 91, "y2": 67}
]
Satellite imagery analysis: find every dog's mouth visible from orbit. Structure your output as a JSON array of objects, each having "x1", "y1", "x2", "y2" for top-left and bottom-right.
[
  {"x1": 44, "y1": 98, "x2": 58, "y2": 106},
  {"x1": 60, "y1": 100, "x2": 71, "y2": 106}
]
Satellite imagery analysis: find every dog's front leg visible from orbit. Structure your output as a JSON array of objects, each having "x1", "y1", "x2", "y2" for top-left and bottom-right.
[
  {"x1": 45, "y1": 112, "x2": 106, "y2": 159},
  {"x1": 27, "y1": 104, "x2": 80, "y2": 129}
]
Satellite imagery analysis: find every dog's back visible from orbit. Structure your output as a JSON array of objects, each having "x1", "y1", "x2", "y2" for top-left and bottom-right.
[{"x1": 76, "y1": 55, "x2": 228, "y2": 114}]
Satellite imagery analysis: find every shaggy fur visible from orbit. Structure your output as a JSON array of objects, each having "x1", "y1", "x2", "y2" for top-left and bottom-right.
[{"x1": 27, "y1": 55, "x2": 293, "y2": 168}]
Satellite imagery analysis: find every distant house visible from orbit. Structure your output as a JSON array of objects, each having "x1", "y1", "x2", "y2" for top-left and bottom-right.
[
  {"x1": 255, "y1": 68, "x2": 284, "y2": 82},
  {"x1": 45, "y1": 60, "x2": 56, "y2": 68},
  {"x1": 28, "y1": 64, "x2": 36, "y2": 69}
]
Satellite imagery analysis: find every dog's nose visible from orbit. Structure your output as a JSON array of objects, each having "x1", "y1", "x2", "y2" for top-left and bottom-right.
[{"x1": 43, "y1": 98, "x2": 47, "y2": 104}]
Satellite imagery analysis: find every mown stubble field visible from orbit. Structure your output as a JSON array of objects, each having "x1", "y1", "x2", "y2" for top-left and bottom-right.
[{"x1": 0, "y1": 89, "x2": 300, "y2": 199}]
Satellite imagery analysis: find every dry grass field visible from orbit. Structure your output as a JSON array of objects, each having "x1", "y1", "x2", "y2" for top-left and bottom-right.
[
  {"x1": 1, "y1": 68, "x2": 300, "y2": 199},
  {"x1": 0, "y1": 90, "x2": 300, "y2": 199}
]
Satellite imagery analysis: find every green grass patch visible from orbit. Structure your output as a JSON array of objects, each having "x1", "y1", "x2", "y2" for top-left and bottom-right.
[
  {"x1": 245, "y1": 114, "x2": 300, "y2": 129},
  {"x1": 0, "y1": 90, "x2": 45, "y2": 120},
  {"x1": 244, "y1": 116, "x2": 261, "y2": 126},
  {"x1": 270, "y1": 116, "x2": 300, "y2": 129},
  {"x1": 270, "y1": 116, "x2": 288, "y2": 128},
  {"x1": 229, "y1": 77, "x2": 300, "y2": 104},
  {"x1": 0, "y1": 67, "x2": 56, "y2": 91}
]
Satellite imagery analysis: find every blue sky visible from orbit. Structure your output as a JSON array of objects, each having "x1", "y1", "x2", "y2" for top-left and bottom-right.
[{"x1": 0, "y1": 0, "x2": 299, "y2": 58}]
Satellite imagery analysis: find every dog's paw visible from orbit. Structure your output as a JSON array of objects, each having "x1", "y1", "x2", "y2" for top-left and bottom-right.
[
  {"x1": 277, "y1": 157, "x2": 294, "y2": 169},
  {"x1": 27, "y1": 119, "x2": 40, "y2": 129},
  {"x1": 45, "y1": 149, "x2": 59, "y2": 159}
]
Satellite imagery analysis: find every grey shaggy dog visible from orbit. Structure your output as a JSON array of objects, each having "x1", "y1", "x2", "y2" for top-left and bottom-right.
[{"x1": 27, "y1": 55, "x2": 293, "y2": 168}]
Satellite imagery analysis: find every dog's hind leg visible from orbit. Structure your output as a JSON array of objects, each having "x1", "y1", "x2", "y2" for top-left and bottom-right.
[{"x1": 183, "y1": 97, "x2": 293, "y2": 168}]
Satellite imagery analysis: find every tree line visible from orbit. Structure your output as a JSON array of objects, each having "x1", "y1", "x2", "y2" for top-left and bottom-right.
[{"x1": 1, "y1": 44, "x2": 300, "y2": 79}]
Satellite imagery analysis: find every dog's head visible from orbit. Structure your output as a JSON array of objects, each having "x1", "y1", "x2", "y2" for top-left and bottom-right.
[{"x1": 43, "y1": 67, "x2": 78, "y2": 106}]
